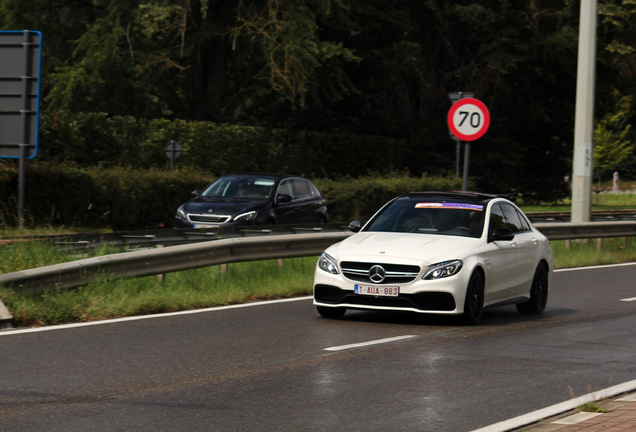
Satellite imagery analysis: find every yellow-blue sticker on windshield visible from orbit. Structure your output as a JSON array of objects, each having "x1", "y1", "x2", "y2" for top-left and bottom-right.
[{"x1": 415, "y1": 202, "x2": 484, "y2": 211}]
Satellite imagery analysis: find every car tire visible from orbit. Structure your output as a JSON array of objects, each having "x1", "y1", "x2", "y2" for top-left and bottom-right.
[
  {"x1": 462, "y1": 270, "x2": 485, "y2": 325},
  {"x1": 516, "y1": 263, "x2": 549, "y2": 315},
  {"x1": 316, "y1": 306, "x2": 346, "y2": 318}
]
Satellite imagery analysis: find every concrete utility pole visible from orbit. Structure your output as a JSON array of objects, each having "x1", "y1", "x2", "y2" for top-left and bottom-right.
[{"x1": 571, "y1": 0, "x2": 597, "y2": 223}]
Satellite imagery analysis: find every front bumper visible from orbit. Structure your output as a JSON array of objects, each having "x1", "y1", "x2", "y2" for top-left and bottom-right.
[
  {"x1": 314, "y1": 284, "x2": 456, "y2": 312},
  {"x1": 313, "y1": 266, "x2": 468, "y2": 315}
]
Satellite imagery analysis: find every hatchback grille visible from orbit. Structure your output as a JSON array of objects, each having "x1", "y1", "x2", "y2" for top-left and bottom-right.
[
  {"x1": 188, "y1": 214, "x2": 232, "y2": 224},
  {"x1": 340, "y1": 262, "x2": 420, "y2": 284}
]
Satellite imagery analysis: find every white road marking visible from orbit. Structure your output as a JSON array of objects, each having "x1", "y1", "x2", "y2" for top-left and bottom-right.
[
  {"x1": 0, "y1": 296, "x2": 313, "y2": 337},
  {"x1": 554, "y1": 261, "x2": 636, "y2": 273},
  {"x1": 620, "y1": 297, "x2": 636, "y2": 302},
  {"x1": 2, "y1": 261, "x2": 636, "y2": 337},
  {"x1": 324, "y1": 335, "x2": 417, "y2": 351}
]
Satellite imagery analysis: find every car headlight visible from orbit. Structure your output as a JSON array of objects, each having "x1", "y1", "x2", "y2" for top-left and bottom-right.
[
  {"x1": 423, "y1": 260, "x2": 463, "y2": 280},
  {"x1": 318, "y1": 252, "x2": 339, "y2": 274},
  {"x1": 233, "y1": 210, "x2": 256, "y2": 222},
  {"x1": 176, "y1": 205, "x2": 187, "y2": 220}
]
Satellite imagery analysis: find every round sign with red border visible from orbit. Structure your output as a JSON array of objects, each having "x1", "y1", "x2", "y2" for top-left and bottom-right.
[{"x1": 447, "y1": 98, "x2": 490, "y2": 141}]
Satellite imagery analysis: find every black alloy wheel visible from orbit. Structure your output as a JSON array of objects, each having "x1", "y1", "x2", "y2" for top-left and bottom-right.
[
  {"x1": 463, "y1": 270, "x2": 485, "y2": 325},
  {"x1": 516, "y1": 263, "x2": 549, "y2": 315}
]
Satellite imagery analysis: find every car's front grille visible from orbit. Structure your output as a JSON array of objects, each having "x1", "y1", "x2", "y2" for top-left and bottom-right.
[
  {"x1": 188, "y1": 214, "x2": 232, "y2": 224},
  {"x1": 340, "y1": 262, "x2": 420, "y2": 284},
  {"x1": 314, "y1": 285, "x2": 456, "y2": 311}
]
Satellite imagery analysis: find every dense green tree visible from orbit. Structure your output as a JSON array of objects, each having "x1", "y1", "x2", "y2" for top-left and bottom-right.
[
  {"x1": 594, "y1": 93, "x2": 634, "y2": 182},
  {"x1": 2, "y1": 0, "x2": 636, "y2": 201}
]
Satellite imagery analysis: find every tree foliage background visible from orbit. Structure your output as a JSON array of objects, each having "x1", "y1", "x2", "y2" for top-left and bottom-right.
[{"x1": 2, "y1": 0, "x2": 636, "y2": 201}]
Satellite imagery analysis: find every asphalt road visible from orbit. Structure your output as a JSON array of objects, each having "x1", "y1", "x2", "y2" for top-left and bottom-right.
[{"x1": 1, "y1": 263, "x2": 635, "y2": 432}]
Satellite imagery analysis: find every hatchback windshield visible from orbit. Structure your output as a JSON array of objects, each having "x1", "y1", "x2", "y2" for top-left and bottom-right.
[
  {"x1": 201, "y1": 176, "x2": 276, "y2": 199},
  {"x1": 364, "y1": 198, "x2": 486, "y2": 238}
]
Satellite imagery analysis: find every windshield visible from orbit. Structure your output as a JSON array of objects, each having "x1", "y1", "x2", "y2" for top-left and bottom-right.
[
  {"x1": 364, "y1": 198, "x2": 485, "y2": 238},
  {"x1": 200, "y1": 176, "x2": 276, "y2": 199}
]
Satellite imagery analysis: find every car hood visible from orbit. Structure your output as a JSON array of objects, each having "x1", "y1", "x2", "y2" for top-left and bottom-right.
[
  {"x1": 330, "y1": 231, "x2": 481, "y2": 265},
  {"x1": 182, "y1": 197, "x2": 266, "y2": 215}
]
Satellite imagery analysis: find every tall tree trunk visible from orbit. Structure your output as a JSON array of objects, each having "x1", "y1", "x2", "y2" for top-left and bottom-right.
[{"x1": 190, "y1": 0, "x2": 233, "y2": 122}]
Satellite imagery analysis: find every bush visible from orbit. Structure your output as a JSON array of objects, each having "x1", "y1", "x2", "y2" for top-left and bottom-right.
[
  {"x1": 39, "y1": 112, "x2": 409, "y2": 177},
  {"x1": 314, "y1": 173, "x2": 462, "y2": 221},
  {"x1": 0, "y1": 162, "x2": 461, "y2": 229}
]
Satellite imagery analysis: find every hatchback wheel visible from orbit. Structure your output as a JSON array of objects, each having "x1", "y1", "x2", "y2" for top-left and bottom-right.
[
  {"x1": 517, "y1": 263, "x2": 549, "y2": 315},
  {"x1": 463, "y1": 271, "x2": 484, "y2": 325}
]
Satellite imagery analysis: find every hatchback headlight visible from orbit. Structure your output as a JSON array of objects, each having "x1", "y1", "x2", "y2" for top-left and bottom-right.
[
  {"x1": 318, "y1": 252, "x2": 339, "y2": 274},
  {"x1": 176, "y1": 205, "x2": 187, "y2": 220},
  {"x1": 423, "y1": 260, "x2": 463, "y2": 280},
  {"x1": 233, "y1": 210, "x2": 256, "y2": 222}
]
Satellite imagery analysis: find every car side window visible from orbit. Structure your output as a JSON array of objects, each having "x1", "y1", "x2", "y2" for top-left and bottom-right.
[
  {"x1": 514, "y1": 207, "x2": 531, "y2": 231},
  {"x1": 501, "y1": 203, "x2": 528, "y2": 233},
  {"x1": 291, "y1": 179, "x2": 313, "y2": 199},
  {"x1": 489, "y1": 204, "x2": 506, "y2": 236},
  {"x1": 278, "y1": 179, "x2": 294, "y2": 198}
]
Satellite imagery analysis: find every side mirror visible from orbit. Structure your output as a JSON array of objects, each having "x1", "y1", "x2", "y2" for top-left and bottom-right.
[
  {"x1": 276, "y1": 194, "x2": 292, "y2": 204},
  {"x1": 191, "y1": 190, "x2": 200, "y2": 197},
  {"x1": 349, "y1": 220, "x2": 363, "y2": 233},
  {"x1": 490, "y1": 227, "x2": 515, "y2": 242}
]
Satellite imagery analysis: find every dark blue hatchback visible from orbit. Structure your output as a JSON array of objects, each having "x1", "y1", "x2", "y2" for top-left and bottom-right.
[{"x1": 173, "y1": 174, "x2": 328, "y2": 228}]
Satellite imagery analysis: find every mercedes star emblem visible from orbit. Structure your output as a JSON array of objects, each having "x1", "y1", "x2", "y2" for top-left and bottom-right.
[{"x1": 369, "y1": 265, "x2": 386, "y2": 283}]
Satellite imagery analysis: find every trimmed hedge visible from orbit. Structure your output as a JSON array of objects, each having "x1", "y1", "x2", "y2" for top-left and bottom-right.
[
  {"x1": 0, "y1": 163, "x2": 462, "y2": 229},
  {"x1": 0, "y1": 111, "x2": 460, "y2": 229},
  {"x1": 40, "y1": 112, "x2": 409, "y2": 177}
]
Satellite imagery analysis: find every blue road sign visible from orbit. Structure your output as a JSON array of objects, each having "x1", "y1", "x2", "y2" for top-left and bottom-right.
[{"x1": 0, "y1": 30, "x2": 42, "y2": 159}]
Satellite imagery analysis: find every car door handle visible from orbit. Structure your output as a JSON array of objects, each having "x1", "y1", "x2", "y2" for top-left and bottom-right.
[
  {"x1": 531, "y1": 238, "x2": 539, "y2": 245},
  {"x1": 510, "y1": 241, "x2": 518, "y2": 248}
]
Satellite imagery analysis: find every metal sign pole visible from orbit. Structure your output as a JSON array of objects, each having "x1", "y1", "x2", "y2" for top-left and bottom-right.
[
  {"x1": 447, "y1": 95, "x2": 489, "y2": 192},
  {"x1": 462, "y1": 142, "x2": 470, "y2": 191},
  {"x1": 18, "y1": 30, "x2": 34, "y2": 227},
  {"x1": 448, "y1": 92, "x2": 474, "y2": 179}
]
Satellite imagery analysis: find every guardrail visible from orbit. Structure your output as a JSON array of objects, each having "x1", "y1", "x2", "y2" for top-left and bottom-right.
[
  {"x1": 0, "y1": 230, "x2": 353, "y2": 294},
  {"x1": 51, "y1": 224, "x2": 337, "y2": 253},
  {"x1": 1, "y1": 221, "x2": 636, "y2": 295},
  {"x1": 533, "y1": 221, "x2": 636, "y2": 240},
  {"x1": 527, "y1": 209, "x2": 636, "y2": 223}
]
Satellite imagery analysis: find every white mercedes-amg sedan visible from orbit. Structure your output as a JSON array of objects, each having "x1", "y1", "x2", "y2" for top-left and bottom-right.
[{"x1": 313, "y1": 191, "x2": 553, "y2": 324}]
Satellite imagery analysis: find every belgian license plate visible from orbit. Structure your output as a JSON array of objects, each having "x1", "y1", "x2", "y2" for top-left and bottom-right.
[{"x1": 354, "y1": 285, "x2": 399, "y2": 297}]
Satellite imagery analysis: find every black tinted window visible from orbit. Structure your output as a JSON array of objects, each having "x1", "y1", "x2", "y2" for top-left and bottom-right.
[
  {"x1": 278, "y1": 180, "x2": 293, "y2": 197},
  {"x1": 489, "y1": 202, "x2": 530, "y2": 234},
  {"x1": 501, "y1": 203, "x2": 529, "y2": 233},
  {"x1": 292, "y1": 179, "x2": 313, "y2": 199},
  {"x1": 365, "y1": 198, "x2": 485, "y2": 238},
  {"x1": 489, "y1": 204, "x2": 506, "y2": 234}
]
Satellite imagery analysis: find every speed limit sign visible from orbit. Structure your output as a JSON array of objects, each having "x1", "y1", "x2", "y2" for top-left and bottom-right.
[{"x1": 447, "y1": 98, "x2": 490, "y2": 141}]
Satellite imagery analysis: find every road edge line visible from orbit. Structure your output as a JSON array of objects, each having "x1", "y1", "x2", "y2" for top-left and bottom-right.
[{"x1": 0, "y1": 296, "x2": 313, "y2": 336}]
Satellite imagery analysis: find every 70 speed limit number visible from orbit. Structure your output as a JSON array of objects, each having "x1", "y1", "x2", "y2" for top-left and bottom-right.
[{"x1": 447, "y1": 98, "x2": 490, "y2": 141}]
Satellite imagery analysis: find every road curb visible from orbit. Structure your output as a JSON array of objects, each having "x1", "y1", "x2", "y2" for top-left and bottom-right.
[{"x1": 470, "y1": 379, "x2": 636, "y2": 432}]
